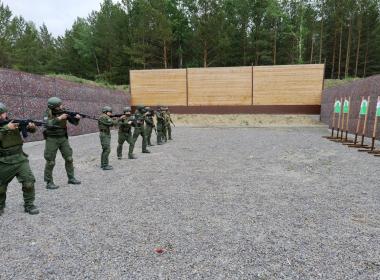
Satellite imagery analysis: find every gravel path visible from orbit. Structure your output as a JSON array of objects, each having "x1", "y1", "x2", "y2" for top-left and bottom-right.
[{"x1": 1, "y1": 127, "x2": 380, "y2": 280}]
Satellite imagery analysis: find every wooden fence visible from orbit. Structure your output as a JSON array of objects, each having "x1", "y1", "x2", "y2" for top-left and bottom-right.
[{"x1": 130, "y1": 64, "x2": 325, "y2": 114}]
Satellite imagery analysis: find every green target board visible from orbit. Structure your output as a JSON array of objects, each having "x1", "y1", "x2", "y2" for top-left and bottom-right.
[
  {"x1": 377, "y1": 101, "x2": 380, "y2": 117},
  {"x1": 334, "y1": 100, "x2": 342, "y2": 113},
  {"x1": 360, "y1": 99, "x2": 369, "y2": 115},
  {"x1": 343, "y1": 99, "x2": 350, "y2": 113}
]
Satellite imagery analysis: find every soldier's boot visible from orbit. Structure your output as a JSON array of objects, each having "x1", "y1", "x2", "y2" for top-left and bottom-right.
[
  {"x1": 46, "y1": 182, "x2": 59, "y2": 190},
  {"x1": 23, "y1": 183, "x2": 39, "y2": 215},
  {"x1": 142, "y1": 150, "x2": 151, "y2": 153},
  {"x1": 102, "y1": 165, "x2": 113, "y2": 171},
  {"x1": 128, "y1": 153, "x2": 137, "y2": 159},
  {"x1": 0, "y1": 186, "x2": 6, "y2": 216},
  {"x1": 68, "y1": 177, "x2": 81, "y2": 185},
  {"x1": 117, "y1": 143, "x2": 123, "y2": 159}
]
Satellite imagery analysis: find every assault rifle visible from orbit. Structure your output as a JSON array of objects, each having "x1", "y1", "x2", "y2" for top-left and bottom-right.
[
  {"x1": 63, "y1": 110, "x2": 98, "y2": 121},
  {"x1": 0, "y1": 119, "x2": 54, "y2": 138},
  {"x1": 110, "y1": 114, "x2": 125, "y2": 118}
]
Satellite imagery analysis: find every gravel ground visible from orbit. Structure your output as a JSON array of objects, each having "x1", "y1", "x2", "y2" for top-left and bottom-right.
[{"x1": 1, "y1": 127, "x2": 380, "y2": 280}]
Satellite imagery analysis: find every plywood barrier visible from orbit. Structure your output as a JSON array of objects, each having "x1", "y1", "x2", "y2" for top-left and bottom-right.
[
  {"x1": 130, "y1": 64, "x2": 325, "y2": 113},
  {"x1": 252, "y1": 65, "x2": 324, "y2": 105},
  {"x1": 187, "y1": 67, "x2": 252, "y2": 106},
  {"x1": 130, "y1": 69, "x2": 187, "y2": 106}
]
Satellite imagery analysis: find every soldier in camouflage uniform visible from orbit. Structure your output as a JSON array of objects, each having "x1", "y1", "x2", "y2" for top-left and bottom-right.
[
  {"x1": 43, "y1": 97, "x2": 81, "y2": 190},
  {"x1": 117, "y1": 107, "x2": 133, "y2": 160},
  {"x1": 0, "y1": 103, "x2": 39, "y2": 215},
  {"x1": 128, "y1": 105, "x2": 150, "y2": 159},
  {"x1": 161, "y1": 107, "x2": 168, "y2": 142},
  {"x1": 144, "y1": 107, "x2": 155, "y2": 147},
  {"x1": 155, "y1": 106, "x2": 165, "y2": 145},
  {"x1": 164, "y1": 106, "x2": 173, "y2": 140},
  {"x1": 98, "y1": 106, "x2": 121, "y2": 170}
]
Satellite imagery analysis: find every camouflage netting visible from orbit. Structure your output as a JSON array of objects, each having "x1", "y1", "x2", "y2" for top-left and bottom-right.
[
  {"x1": 0, "y1": 68, "x2": 130, "y2": 141},
  {"x1": 321, "y1": 75, "x2": 380, "y2": 139}
]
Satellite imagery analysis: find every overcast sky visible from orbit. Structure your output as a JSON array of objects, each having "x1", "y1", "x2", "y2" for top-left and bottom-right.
[{"x1": 2, "y1": 0, "x2": 113, "y2": 37}]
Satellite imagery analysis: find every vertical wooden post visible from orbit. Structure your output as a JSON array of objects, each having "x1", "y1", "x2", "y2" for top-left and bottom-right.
[
  {"x1": 186, "y1": 68, "x2": 189, "y2": 107},
  {"x1": 251, "y1": 66, "x2": 254, "y2": 106},
  {"x1": 324, "y1": 98, "x2": 337, "y2": 139}
]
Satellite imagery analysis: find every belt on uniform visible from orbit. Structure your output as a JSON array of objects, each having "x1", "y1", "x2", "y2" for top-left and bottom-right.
[{"x1": 0, "y1": 147, "x2": 23, "y2": 157}]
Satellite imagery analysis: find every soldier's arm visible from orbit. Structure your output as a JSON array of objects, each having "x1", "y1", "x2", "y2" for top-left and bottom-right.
[
  {"x1": 98, "y1": 116, "x2": 114, "y2": 127},
  {"x1": 44, "y1": 110, "x2": 61, "y2": 126},
  {"x1": 27, "y1": 123, "x2": 37, "y2": 133}
]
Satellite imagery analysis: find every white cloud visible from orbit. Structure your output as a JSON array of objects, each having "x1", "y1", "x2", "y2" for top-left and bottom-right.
[{"x1": 1, "y1": 0, "x2": 110, "y2": 37}]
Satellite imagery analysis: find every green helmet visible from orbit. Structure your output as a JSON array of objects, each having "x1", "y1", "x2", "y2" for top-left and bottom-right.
[
  {"x1": 136, "y1": 105, "x2": 145, "y2": 111},
  {"x1": 145, "y1": 106, "x2": 151, "y2": 111},
  {"x1": 0, "y1": 103, "x2": 7, "y2": 114},
  {"x1": 102, "y1": 106, "x2": 112, "y2": 113},
  {"x1": 123, "y1": 106, "x2": 131, "y2": 113},
  {"x1": 48, "y1": 97, "x2": 62, "y2": 109}
]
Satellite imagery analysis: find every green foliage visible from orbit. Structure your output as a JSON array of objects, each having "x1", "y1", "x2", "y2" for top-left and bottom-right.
[{"x1": 0, "y1": 0, "x2": 380, "y2": 85}]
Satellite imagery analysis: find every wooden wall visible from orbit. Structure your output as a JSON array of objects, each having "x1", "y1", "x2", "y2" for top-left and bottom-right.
[
  {"x1": 187, "y1": 67, "x2": 252, "y2": 106},
  {"x1": 130, "y1": 69, "x2": 187, "y2": 106},
  {"x1": 130, "y1": 64, "x2": 324, "y2": 111}
]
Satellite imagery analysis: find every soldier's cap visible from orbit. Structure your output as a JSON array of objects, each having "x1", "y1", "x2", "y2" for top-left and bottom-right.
[
  {"x1": 102, "y1": 106, "x2": 113, "y2": 113},
  {"x1": 0, "y1": 102, "x2": 8, "y2": 114},
  {"x1": 48, "y1": 97, "x2": 62, "y2": 109},
  {"x1": 123, "y1": 106, "x2": 132, "y2": 113}
]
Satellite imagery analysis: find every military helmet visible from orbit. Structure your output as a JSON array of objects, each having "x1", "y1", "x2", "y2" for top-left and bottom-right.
[
  {"x1": 136, "y1": 105, "x2": 145, "y2": 111},
  {"x1": 145, "y1": 106, "x2": 151, "y2": 111},
  {"x1": 123, "y1": 106, "x2": 131, "y2": 113},
  {"x1": 0, "y1": 102, "x2": 8, "y2": 114},
  {"x1": 102, "y1": 106, "x2": 112, "y2": 113},
  {"x1": 48, "y1": 97, "x2": 62, "y2": 109}
]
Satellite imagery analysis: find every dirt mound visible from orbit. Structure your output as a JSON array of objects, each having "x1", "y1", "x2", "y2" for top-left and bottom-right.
[{"x1": 171, "y1": 114, "x2": 325, "y2": 127}]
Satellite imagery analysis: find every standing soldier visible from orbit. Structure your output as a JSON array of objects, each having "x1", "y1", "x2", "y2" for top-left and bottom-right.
[
  {"x1": 128, "y1": 105, "x2": 150, "y2": 159},
  {"x1": 0, "y1": 103, "x2": 39, "y2": 215},
  {"x1": 155, "y1": 106, "x2": 165, "y2": 145},
  {"x1": 162, "y1": 106, "x2": 168, "y2": 142},
  {"x1": 98, "y1": 106, "x2": 120, "y2": 170},
  {"x1": 43, "y1": 97, "x2": 81, "y2": 190},
  {"x1": 165, "y1": 106, "x2": 174, "y2": 140},
  {"x1": 117, "y1": 107, "x2": 133, "y2": 160},
  {"x1": 144, "y1": 107, "x2": 155, "y2": 147}
]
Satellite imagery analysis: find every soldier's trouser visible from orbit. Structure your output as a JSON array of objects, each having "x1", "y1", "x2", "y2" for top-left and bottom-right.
[
  {"x1": 117, "y1": 131, "x2": 131, "y2": 158},
  {"x1": 129, "y1": 127, "x2": 147, "y2": 155},
  {"x1": 145, "y1": 126, "x2": 153, "y2": 145},
  {"x1": 0, "y1": 158, "x2": 36, "y2": 209},
  {"x1": 157, "y1": 123, "x2": 164, "y2": 144},
  {"x1": 44, "y1": 136, "x2": 75, "y2": 183},
  {"x1": 100, "y1": 132, "x2": 111, "y2": 167},
  {"x1": 167, "y1": 124, "x2": 172, "y2": 139},
  {"x1": 162, "y1": 125, "x2": 167, "y2": 142}
]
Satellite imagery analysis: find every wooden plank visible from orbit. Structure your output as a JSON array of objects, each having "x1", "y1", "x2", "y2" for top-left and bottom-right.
[
  {"x1": 130, "y1": 69, "x2": 187, "y2": 106},
  {"x1": 187, "y1": 67, "x2": 252, "y2": 106},
  {"x1": 252, "y1": 64, "x2": 325, "y2": 105}
]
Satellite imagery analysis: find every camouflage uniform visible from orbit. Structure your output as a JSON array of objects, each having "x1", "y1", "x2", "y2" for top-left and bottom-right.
[
  {"x1": 155, "y1": 108, "x2": 165, "y2": 145},
  {"x1": 98, "y1": 106, "x2": 117, "y2": 170},
  {"x1": 165, "y1": 108, "x2": 173, "y2": 140},
  {"x1": 128, "y1": 106, "x2": 150, "y2": 159},
  {"x1": 43, "y1": 97, "x2": 81, "y2": 189},
  {"x1": 144, "y1": 107, "x2": 155, "y2": 146},
  {"x1": 117, "y1": 107, "x2": 132, "y2": 159},
  {"x1": 0, "y1": 103, "x2": 39, "y2": 215}
]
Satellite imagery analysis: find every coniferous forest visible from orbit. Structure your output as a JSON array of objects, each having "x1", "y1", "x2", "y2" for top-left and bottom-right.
[{"x1": 0, "y1": 0, "x2": 380, "y2": 85}]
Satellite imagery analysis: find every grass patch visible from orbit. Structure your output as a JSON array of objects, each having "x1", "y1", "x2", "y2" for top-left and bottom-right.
[
  {"x1": 46, "y1": 74, "x2": 129, "y2": 92},
  {"x1": 324, "y1": 78, "x2": 362, "y2": 89}
]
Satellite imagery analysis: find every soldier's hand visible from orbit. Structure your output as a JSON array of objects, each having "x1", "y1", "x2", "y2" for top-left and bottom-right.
[
  {"x1": 58, "y1": 114, "x2": 68, "y2": 120},
  {"x1": 27, "y1": 122, "x2": 36, "y2": 129},
  {"x1": 7, "y1": 121, "x2": 19, "y2": 130},
  {"x1": 120, "y1": 115, "x2": 127, "y2": 120},
  {"x1": 128, "y1": 121, "x2": 133, "y2": 125},
  {"x1": 75, "y1": 114, "x2": 81, "y2": 119}
]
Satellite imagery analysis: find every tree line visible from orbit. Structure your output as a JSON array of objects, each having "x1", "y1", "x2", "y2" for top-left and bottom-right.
[{"x1": 0, "y1": 0, "x2": 380, "y2": 85}]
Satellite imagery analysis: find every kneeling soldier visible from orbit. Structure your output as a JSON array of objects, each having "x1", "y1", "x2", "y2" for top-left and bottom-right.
[
  {"x1": 117, "y1": 107, "x2": 133, "y2": 160},
  {"x1": 0, "y1": 103, "x2": 39, "y2": 215},
  {"x1": 43, "y1": 97, "x2": 81, "y2": 190}
]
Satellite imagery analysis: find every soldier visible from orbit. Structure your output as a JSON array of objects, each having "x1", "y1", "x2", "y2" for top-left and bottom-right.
[
  {"x1": 43, "y1": 97, "x2": 81, "y2": 190},
  {"x1": 0, "y1": 103, "x2": 39, "y2": 215},
  {"x1": 128, "y1": 105, "x2": 150, "y2": 159},
  {"x1": 117, "y1": 107, "x2": 133, "y2": 160},
  {"x1": 162, "y1": 106, "x2": 168, "y2": 143},
  {"x1": 164, "y1": 106, "x2": 174, "y2": 140},
  {"x1": 98, "y1": 106, "x2": 120, "y2": 170},
  {"x1": 155, "y1": 106, "x2": 165, "y2": 145},
  {"x1": 144, "y1": 107, "x2": 155, "y2": 147}
]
